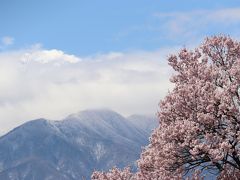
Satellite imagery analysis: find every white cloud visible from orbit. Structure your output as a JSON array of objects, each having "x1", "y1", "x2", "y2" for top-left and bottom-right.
[
  {"x1": 21, "y1": 48, "x2": 81, "y2": 64},
  {"x1": 153, "y1": 8, "x2": 240, "y2": 43},
  {"x1": 0, "y1": 46, "x2": 175, "y2": 135},
  {"x1": 154, "y1": 8, "x2": 240, "y2": 26},
  {"x1": 1, "y1": 36, "x2": 14, "y2": 46},
  {"x1": 209, "y1": 8, "x2": 240, "y2": 23}
]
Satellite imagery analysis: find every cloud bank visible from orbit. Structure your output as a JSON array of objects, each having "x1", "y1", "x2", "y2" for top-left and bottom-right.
[{"x1": 0, "y1": 46, "x2": 174, "y2": 134}]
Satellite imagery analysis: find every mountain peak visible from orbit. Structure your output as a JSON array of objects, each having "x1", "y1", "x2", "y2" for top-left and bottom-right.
[
  {"x1": 66, "y1": 109, "x2": 123, "y2": 119},
  {"x1": 0, "y1": 110, "x2": 157, "y2": 179}
]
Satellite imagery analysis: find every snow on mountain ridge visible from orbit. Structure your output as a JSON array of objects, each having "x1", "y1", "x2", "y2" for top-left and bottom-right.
[
  {"x1": 127, "y1": 114, "x2": 158, "y2": 134},
  {"x1": 64, "y1": 109, "x2": 148, "y2": 144},
  {"x1": 0, "y1": 109, "x2": 158, "y2": 179}
]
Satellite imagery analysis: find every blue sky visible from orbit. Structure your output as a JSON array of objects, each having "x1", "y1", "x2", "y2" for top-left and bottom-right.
[
  {"x1": 1, "y1": 0, "x2": 240, "y2": 55},
  {"x1": 0, "y1": 1, "x2": 240, "y2": 134}
]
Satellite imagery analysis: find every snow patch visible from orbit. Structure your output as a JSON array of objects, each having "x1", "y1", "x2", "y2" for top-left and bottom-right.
[
  {"x1": 75, "y1": 137, "x2": 85, "y2": 145},
  {"x1": 94, "y1": 143, "x2": 106, "y2": 161}
]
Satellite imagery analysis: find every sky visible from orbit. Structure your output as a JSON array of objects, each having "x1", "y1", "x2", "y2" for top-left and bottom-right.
[{"x1": 0, "y1": 0, "x2": 240, "y2": 134}]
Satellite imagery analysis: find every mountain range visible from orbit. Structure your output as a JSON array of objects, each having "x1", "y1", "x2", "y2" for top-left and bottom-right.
[{"x1": 0, "y1": 109, "x2": 158, "y2": 180}]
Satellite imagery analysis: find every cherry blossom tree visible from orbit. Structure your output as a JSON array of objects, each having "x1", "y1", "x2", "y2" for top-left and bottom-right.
[
  {"x1": 92, "y1": 35, "x2": 240, "y2": 179},
  {"x1": 91, "y1": 167, "x2": 135, "y2": 180}
]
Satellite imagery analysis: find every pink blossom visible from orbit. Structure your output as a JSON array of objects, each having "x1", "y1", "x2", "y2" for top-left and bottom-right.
[{"x1": 92, "y1": 35, "x2": 240, "y2": 179}]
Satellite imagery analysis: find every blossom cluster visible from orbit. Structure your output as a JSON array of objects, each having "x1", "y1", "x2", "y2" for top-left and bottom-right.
[{"x1": 92, "y1": 35, "x2": 240, "y2": 179}]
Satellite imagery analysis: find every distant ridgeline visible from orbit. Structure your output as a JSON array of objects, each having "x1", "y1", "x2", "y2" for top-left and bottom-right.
[{"x1": 0, "y1": 109, "x2": 157, "y2": 180}]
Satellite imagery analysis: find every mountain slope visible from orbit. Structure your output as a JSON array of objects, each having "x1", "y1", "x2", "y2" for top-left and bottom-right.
[
  {"x1": 127, "y1": 114, "x2": 158, "y2": 134},
  {"x1": 0, "y1": 110, "x2": 157, "y2": 179}
]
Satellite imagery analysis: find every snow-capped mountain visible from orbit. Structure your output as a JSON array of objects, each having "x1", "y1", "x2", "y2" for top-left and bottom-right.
[
  {"x1": 0, "y1": 109, "x2": 157, "y2": 180},
  {"x1": 127, "y1": 114, "x2": 158, "y2": 134}
]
